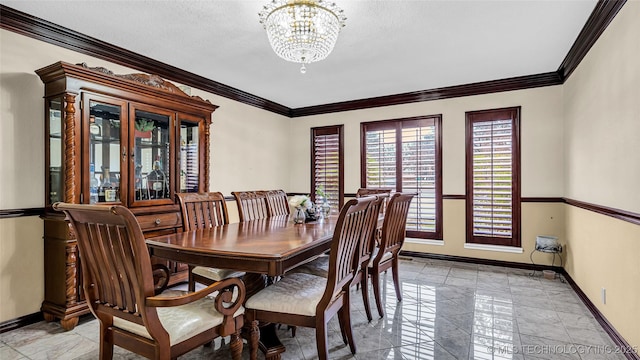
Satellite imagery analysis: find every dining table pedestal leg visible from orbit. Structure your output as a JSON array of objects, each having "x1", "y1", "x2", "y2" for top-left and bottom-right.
[
  {"x1": 257, "y1": 323, "x2": 286, "y2": 360},
  {"x1": 242, "y1": 273, "x2": 286, "y2": 360}
]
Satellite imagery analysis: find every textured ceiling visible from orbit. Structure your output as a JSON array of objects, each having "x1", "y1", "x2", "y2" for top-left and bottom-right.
[{"x1": 1, "y1": 0, "x2": 597, "y2": 109}]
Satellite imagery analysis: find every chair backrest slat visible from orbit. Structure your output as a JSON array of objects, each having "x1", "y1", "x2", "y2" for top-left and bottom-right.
[
  {"x1": 177, "y1": 192, "x2": 229, "y2": 230},
  {"x1": 265, "y1": 189, "x2": 290, "y2": 217},
  {"x1": 322, "y1": 196, "x2": 380, "y2": 303},
  {"x1": 53, "y1": 203, "x2": 156, "y2": 322},
  {"x1": 355, "y1": 196, "x2": 384, "y2": 273},
  {"x1": 232, "y1": 191, "x2": 269, "y2": 222},
  {"x1": 379, "y1": 193, "x2": 415, "y2": 254}
]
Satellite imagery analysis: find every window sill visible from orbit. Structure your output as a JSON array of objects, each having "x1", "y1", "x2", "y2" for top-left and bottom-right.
[
  {"x1": 406, "y1": 238, "x2": 444, "y2": 246},
  {"x1": 464, "y1": 243, "x2": 523, "y2": 254}
]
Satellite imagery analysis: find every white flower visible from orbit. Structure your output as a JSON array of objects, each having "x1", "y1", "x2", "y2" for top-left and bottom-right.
[{"x1": 289, "y1": 195, "x2": 312, "y2": 209}]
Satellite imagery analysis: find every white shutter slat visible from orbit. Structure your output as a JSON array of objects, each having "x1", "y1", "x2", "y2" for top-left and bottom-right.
[
  {"x1": 314, "y1": 131, "x2": 341, "y2": 213},
  {"x1": 471, "y1": 118, "x2": 514, "y2": 238}
]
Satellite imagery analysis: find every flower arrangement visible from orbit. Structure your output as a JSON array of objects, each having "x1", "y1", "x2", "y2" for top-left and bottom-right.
[{"x1": 289, "y1": 194, "x2": 312, "y2": 209}]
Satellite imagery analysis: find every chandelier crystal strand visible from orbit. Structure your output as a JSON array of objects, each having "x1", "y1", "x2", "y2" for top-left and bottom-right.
[{"x1": 259, "y1": 0, "x2": 346, "y2": 73}]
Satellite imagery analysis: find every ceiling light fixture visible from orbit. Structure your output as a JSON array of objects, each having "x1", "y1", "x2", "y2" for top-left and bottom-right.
[{"x1": 259, "y1": 0, "x2": 347, "y2": 74}]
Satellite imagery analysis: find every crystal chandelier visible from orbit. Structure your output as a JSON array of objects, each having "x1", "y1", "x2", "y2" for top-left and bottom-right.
[{"x1": 259, "y1": 0, "x2": 347, "y2": 73}]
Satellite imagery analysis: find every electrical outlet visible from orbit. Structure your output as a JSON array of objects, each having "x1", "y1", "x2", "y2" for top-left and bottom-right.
[{"x1": 601, "y1": 288, "x2": 606, "y2": 304}]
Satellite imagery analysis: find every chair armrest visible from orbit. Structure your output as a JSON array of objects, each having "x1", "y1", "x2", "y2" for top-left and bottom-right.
[{"x1": 146, "y1": 277, "x2": 245, "y2": 316}]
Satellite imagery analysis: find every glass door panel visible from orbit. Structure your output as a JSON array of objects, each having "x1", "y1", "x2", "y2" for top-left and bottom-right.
[
  {"x1": 47, "y1": 98, "x2": 63, "y2": 205},
  {"x1": 131, "y1": 106, "x2": 173, "y2": 205},
  {"x1": 87, "y1": 99, "x2": 123, "y2": 204},
  {"x1": 178, "y1": 117, "x2": 201, "y2": 193}
]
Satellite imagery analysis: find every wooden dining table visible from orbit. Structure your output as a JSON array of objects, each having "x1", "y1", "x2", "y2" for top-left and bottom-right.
[{"x1": 146, "y1": 215, "x2": 338, "y2": 359}]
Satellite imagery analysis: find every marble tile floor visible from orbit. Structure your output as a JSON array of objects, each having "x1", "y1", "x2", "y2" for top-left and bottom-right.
[{"x1": 0, "y1": 257, "x2": 626, "y2": 360}]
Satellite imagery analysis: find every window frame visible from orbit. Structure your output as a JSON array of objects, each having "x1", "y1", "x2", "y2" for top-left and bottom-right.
[
  {"x1": 360, "y1": 115, "x2": 443, "y2": 240},
  {"x1": 465, "y1": 106, "x2": 521, "y2": 247},
  {"x1": 310, "y1": 125, "x2": 344, "y2": 211}
]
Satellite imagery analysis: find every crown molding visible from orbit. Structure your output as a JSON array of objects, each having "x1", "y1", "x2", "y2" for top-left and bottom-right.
[
  {"x1": 0, "y1": 1, "x2": 627, "y2": 118},
  {"x1": 0, "y1": 5, "x2": 290, "y2": 117},
  {"x1": 290, "y1": 72, "x2": 562, "y2": 117},
  {"x1": 558, "y1": 0, "x2": 627, "y2": 81}
]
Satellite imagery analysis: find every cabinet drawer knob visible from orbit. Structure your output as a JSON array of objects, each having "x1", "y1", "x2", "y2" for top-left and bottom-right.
[{"x1": 155, "y1": 218, "x2": 161, "y2": 225}]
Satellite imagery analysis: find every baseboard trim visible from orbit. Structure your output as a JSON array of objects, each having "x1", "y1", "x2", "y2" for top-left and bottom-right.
[
  {"x1": 400, "y1": 251, "x2": 638, "y2": 359},
  {"x1": 0, "y1": 312, "x2": 43, "y2": 334},
  {"x1": 400, "y1": 250, "x2": 562, "y2": 272},
  {"x1": 560, "y1": 269, "x2": 640, "y2": 360}
]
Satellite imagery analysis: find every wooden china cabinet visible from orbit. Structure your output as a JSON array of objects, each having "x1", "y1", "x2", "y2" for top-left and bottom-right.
[{"x1": 36, "y1": 62, "x2": 217, "y2": 330}]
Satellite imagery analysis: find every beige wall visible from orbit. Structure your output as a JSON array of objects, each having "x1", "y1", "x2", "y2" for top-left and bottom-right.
[
  {"x1": 564, "y1": 206, "x2": 640, "y2": 348},
  {"x1": 403, "y1": 201, "x2": 565, "y2": 265},
  {"x1": 563, "y1": 1, "x2": 640, "y2": 214},
  {"x1": 562, "y1": 1, "x2": 640, "y2": 348},
  {"x1": 0, "y1": 217, "x2": 44, "y2": 321}
]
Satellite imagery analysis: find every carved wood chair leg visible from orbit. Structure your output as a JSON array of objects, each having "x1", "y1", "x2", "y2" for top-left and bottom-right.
[
  {"x1": 99, "y1": 323, "x2": 114, "y2": 360},
  {"x1": 360, "y1": 268, "x2": 373, "y2": 322},
  {"x1": 249, "y1": 320, "x2": 259, "y2": 360},
  {"x1": 230, "y1": 331, "x2": 243, "y2": 360},
  {"x1": 371, "y1": 269, "x2": 385, "y2": 318},
  {"x1": 315, "y1": 320, "x2": 329, "y2": 360},
  {"x1": 342, "y1": 293, "x2": 356, "y2": 355},
  {"x1": 337, "y1": 309, "x2": 348, "y2": 345},
  {"x1": 391, "y1": 258, "x2": 402, "y2": 302}
]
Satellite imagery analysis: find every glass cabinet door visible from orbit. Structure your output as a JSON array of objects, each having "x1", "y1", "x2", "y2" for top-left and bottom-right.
[
  {"x1": 178, "y1": 115, "x2": 202, "y2": 193},
  {"x1": 46, "y1": 98, "x2": 63, "y2": 205},
  {"x1": 85, "y1": 96, "x2": 126, "y2": 204},
  {"x1": 131, "y1": 105, "x2": 174, "y2": 206}
]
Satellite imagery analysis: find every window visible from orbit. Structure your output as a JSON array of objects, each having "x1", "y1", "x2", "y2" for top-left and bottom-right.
[
  {"x1": 311, "y1": 125, "x2": 344, "y2": 213},
  {"x1": 361, "y1": 116, "x2": 442, "y2": 239},
  {"x1": 465, "y1": 107, "x2": 521, "y2": 247}
]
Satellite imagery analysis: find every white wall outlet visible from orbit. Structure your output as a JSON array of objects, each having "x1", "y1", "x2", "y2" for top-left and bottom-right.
[{"x1": 601, "y1": 288, "x2": 606, "y2": 304}]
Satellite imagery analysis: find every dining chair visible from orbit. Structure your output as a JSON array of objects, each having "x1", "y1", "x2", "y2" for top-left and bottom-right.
[
  {"x1": 176, "y1": 192, "x2": 245, "y2": 291},
  {"x1": 265, "y1": 189, "x2": 290, "y2": 216},
  {"x1": 53, "y1": 203, "x2": 248, "y2": 360},
  {"x1": 244, "y1": 196, "x2": 381, "y2": 360},
  {"x1": 350, "y1": 195, "x2": 385, "y2": 322},
  {"x1": 231, "y1": 190, "x2": 269, "y2": 222},
  {"x1": 369, "y1": 193, "x2": 415, "y2": 318}
]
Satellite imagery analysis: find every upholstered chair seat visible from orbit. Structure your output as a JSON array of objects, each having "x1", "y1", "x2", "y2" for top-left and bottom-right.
[
  {"x1": 113, "y1": 290, "x2": 244, "y2": 346},
  {"x1": 368, "y1": 249, "x2": 393, "y2": 267},
  {"x1": 192, "y1": 266, "x2": 246, "y2": 282},
  {"x1": 289, "y1": 254, "x2": 330, "y2": 278},
  {"x1": 246, "y1": 273, "x2": 326, "y2": 316}
]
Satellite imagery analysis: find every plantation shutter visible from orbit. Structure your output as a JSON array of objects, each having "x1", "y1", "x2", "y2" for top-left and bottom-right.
[
  {"x1": 312, "y1": 126, "x2": 343, "y2": 213},
  {"x1": 364, "y1": 124, "x2": 397, "y2": 190},
  {"x1": 471, "y1": 120, "x2": 513, "y2": 237},
  {"x1": 362, "y1": 116, "x2": 442, "y2": 239},
  {"x1": 401, "y1": 119, "x2": 438, "y2": 235},
  {"x1": 466, "y1": 108, "x2": 520, "y2": 247}
]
